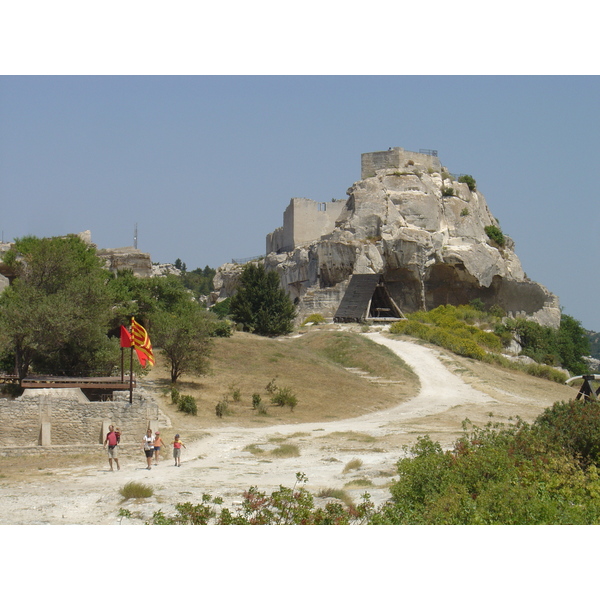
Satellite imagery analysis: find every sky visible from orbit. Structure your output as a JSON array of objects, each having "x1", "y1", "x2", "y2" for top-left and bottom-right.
[{"x1": 2, "y1": 75, "x2": 600, "y2": 330}]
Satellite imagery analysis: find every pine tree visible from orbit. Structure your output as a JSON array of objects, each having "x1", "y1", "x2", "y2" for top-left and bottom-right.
[{"x1": 229, "y1": 263, "x2": 296, "y2": 336}]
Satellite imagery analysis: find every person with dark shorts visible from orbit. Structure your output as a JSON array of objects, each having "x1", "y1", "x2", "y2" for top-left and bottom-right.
[
  {"x1": 142, "y1": 428, "x2": 155, "y2": 470},
  {"x1": 103, "y1": 424, "x2": 121, "y2": 471}
]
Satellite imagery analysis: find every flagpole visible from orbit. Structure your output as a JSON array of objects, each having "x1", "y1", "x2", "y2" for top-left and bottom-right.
[{"x1": 129, "y1": 345, "x2": 133, "y2": 404}]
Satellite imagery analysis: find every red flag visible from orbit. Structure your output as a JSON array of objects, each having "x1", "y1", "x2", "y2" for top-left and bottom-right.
[
  {"x1": 120, "y1": 325, "x2": 132, "y2": 348},
  {"x1": 131, "y1": 317, "x2": 155, "y2": 367},
  {"x1": 121, "y1": 323, "x2": 150, "y2": 367}
]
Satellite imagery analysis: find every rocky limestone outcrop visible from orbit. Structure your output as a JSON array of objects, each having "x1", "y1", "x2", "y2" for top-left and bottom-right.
[
  {"x1": 214, "y1": 152, "x2": 560, "y2": 328},
  {"x1": 96, "y1": 246, "x2": 153, "y2": 278}
]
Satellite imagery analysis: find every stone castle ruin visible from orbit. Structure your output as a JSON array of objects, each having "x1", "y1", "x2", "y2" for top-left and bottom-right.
[{"x1": 214, "y1": 147, "x2": 560, "y2": 327}]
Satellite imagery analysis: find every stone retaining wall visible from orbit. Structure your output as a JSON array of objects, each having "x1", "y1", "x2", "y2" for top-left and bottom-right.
[{"x1": 0, "y1": 388, "x2": 170, "y2": 448}]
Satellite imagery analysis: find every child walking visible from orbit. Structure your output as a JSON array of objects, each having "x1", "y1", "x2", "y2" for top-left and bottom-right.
[
  {"x1": 153, "y1": 431, "x2": 167, "y2": 465},
  {"x1": 172, "y1": 434, "x2": 186, "y2": 467}
]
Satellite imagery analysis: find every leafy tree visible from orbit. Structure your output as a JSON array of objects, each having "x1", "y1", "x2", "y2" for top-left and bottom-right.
[
  {"x1": 0, "y1": 235, "x2": 116, "y2": 379},
  {"x1": 229, "y1": 263, "x2": 296, "y2": 336},
  {"x1": 557, "y1": 313, "x2": 590, "y2": 375},
  {"x1": 107, "y1": 271, "x2": 193, "y2": 329},
  {"x1": 180, "y1": 265, "x2": 216, "y2": 299},
  {"x1": 152, "y1": 301, "x2": 216, "y2": 384}
]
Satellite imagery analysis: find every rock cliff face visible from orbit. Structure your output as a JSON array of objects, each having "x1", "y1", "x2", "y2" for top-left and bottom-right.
[
  {"x1": 214, "y1": 149, "x2": 560, "y2": 327},
  {"x1": 96, "y1": 246, "x2": 153, "y2": 278}
]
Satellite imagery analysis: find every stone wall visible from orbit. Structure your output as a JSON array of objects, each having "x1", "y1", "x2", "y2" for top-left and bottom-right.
[
  {"x1": 0, "y1": 388, "x2": 169, "y2": 448},
  {"x1": 266, "y1": 197, "x2": 346, "y2": 254},
  {"x1": 361, "y1": 147, "x2": 442, "y2": 179}
]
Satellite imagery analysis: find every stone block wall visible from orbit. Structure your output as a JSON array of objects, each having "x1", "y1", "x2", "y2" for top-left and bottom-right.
[
  {"x1": 0, "y1": 388, "x2": 168, "y2": 447},
  {"x1": 361, "y1": 147, "x2": 442, "y2": 179},
  {"x1": 267, "y1": 198, "x2": 346, "y2": 254}
]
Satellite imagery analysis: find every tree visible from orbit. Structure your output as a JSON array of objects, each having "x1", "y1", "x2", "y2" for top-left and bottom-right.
[
  {"x1": 557, "y1": 313, "x2": 590, "y2": 375},
  {"x1": 0, "y1": 235, "x2": 117, "y2": 379},
  {"x1": 152, "y1": 301, "x2": 216, "y2": 384},
  {"x1": 229, "y1": 263, "x2": 296, "y2": 336},
  {"x1": 107, "y1": 270, "x2": 193, "y2": 329}
]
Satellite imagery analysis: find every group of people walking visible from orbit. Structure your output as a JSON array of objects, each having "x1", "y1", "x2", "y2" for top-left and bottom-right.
[{"x1": 103, "y1": 424, "x2": 186, "y2": 471}]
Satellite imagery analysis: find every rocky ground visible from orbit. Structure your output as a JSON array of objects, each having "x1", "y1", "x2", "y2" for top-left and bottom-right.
[{"x1": 0, "y1": 331, "x2": 574, "y2": 526}]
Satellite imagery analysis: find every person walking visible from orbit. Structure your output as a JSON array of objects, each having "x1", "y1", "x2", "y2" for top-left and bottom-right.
[
  {"x1": 103, "y1": 424, "x2": 121, "y2": 471},
  {"x1": 172, "y1": 434, "x2": 186, "y2": 467},
  {"x1": 142, "y1": 428, "x2": 155, "y2": 470},
  {"x1": 153, "y1": 431, "x2": 167, "y2": 465}
]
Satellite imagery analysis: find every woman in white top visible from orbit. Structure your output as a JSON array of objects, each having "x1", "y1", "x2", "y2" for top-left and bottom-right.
[{"x1": 142, "y1": 428, "x2": 155, "y2": 470}]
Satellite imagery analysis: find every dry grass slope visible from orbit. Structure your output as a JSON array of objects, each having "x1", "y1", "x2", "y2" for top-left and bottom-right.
[{"x1": 147, "y1": 328, "x2": 420, "y2": 437}]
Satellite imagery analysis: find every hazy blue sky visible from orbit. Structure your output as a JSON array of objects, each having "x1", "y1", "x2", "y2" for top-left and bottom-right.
[{"x1": 1, "y1": 75, "x2": 599, "y2": 330}]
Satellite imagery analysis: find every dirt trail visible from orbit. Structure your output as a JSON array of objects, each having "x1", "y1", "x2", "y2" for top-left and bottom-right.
[{"x1": 0, "y1": 333, "x2": 567, "y2": 524}]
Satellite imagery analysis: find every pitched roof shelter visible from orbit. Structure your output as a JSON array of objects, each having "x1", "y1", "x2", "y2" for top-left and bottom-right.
[{"x1": 333, "y1": 274, "x2": 405, "y2": 323}]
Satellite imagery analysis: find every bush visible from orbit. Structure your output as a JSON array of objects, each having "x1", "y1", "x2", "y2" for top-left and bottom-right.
[
  {"x1": 374, "y1": 418, "x2": 600, "y2": 525},
  {"x1": 170, "y1": 387, "x2": 180, "y2": 404},
  {"x1": 302, "y1": 313, "x2": 326, "y2": 326},
  {"x1": 120, "y1": 481, "x2": 153, "y2": 499},
  {"x1": 215, "y1": 400, "x2": 229, "y2": 418},
  {"x1": 458, "y1": 174, "x2": 477, "y2": 191},
  {"x1": 177, "y1": 393, "x2": 198, "y2": 415},
  {"x1": 442, "y1": 187, "x2": 455, "y2": 197},
  {"x1": 484, "y1": 225, "x2": 505, "y2": 247},
  {"x1": 343, "y1": 458, "x2": 363, "y2": 473},
  {"x1": 270, "y1": 387, "x2": 298, "y2": 411},
  {"x1": 151, "y1": 474, "x2": 375, "y2": 525},
  {"x1": 533, "y1": 398, "x2": 600, "y2": 467},
  {"x1": 271, "y1": 443, "x2": 300, "y2": 458},
  {"x1": 211, "y1": 320, "x2": 233, "y2": 337}
]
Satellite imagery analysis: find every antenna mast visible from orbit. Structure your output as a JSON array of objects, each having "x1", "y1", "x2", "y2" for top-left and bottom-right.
[{"x1": 134, "y1": 223, "x2": 138, "y2": 249}]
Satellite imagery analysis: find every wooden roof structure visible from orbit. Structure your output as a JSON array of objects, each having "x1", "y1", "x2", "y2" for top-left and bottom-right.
[
  {"x1": 21, "y1": 376, "x2": 135, "y2": 390},
  {"x1": 334, "y1": 274, "x2": 405, "y2": 323}
]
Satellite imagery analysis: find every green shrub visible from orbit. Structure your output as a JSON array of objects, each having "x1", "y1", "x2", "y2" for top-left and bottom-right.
[
  {"x1": 484, "y1": 225, "x2": 505, "y2": 247},
  {"x1": 270, "y1": 387, "x2": 298, "y2": 411},
  {"x1": 151, "y1": 474, "x2": 375, "y2": 525},
  {"x1": 177, "y1": 393, "x2": 197, "y2": 415},
  {"x1": 442, "y1": 187, "x2": 455, "y2": 197},
  {"x1": 120, "y1": 481, "x2": 153, "y2": 499},
  {"x1": 271, "y1": 443, "x2": 300, "y2": 458},
  {"x1": 374, "y1": 418, "x2": 600, "y2": 525},
  {"x1": 533, "y1": 398, "x2": 600, "y2": 467},
  {"x1": 302, "y1": 313, "x2": 326, "y2": 326},
  {"x1": 252, "y1": 393, "x2": 262, "y2": 409},
  {"x1": 215, "y1": 399, "x2": 229, "y2": 418},
  {"x1": 458, "y1": 174, "x2": 477, "y2": 191},
  {"x1": 211, "y1": 319, "x2": 233, "y2": 337},
  {"x1": 170, "y1": 387, "x2": 180, "y2": 405},
  {"x1": 229, "y1": 385, "x2": 242, "y2": 402}
]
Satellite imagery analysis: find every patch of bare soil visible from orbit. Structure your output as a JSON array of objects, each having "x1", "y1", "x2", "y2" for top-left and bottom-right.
[{"x1": 0, "y1": 329, "x2": 575, "y2": 525}]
